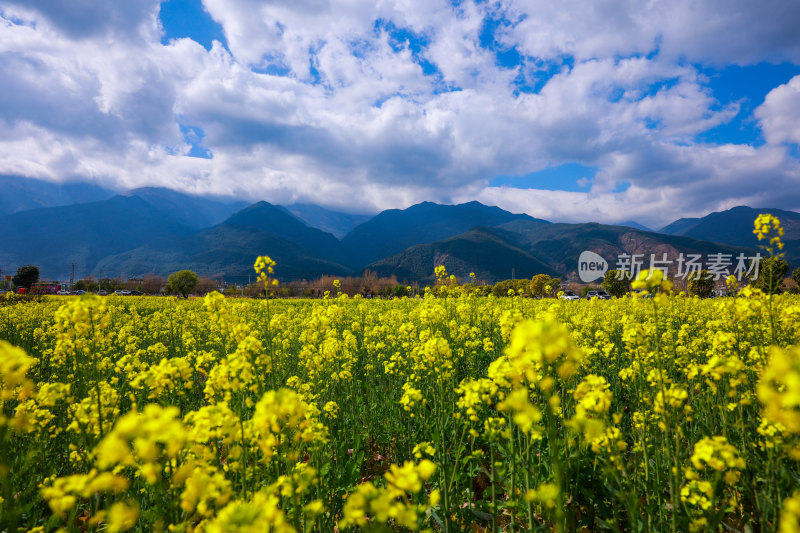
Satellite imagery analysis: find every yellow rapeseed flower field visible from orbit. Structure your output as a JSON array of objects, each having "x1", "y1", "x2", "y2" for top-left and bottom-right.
[{"x1": 1, "y1": 223, "x2": 800, "y2": 532}]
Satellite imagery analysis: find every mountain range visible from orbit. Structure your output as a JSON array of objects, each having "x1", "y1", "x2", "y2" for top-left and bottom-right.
[
  {"x1": 1, "y1": 177, "x2": 797, "y2": 284},
  {"x1": 658, "y1": 205, "x2": 800, "y2": 265}
]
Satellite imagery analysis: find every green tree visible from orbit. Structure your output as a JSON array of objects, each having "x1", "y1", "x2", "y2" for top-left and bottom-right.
[
  {"x1": 751, "y1": 257, "x2": 789, "y2": 294},
  {"x1": 99, "y1": 278, "x2": 123, "y2": 293},
  {"x1": 165, "y1": 270, "x2": 199, "y2": 298},
  {"x1": 530, "y1": 274, "x2": 560, "y2": 297},
  {"x1": 688, "y1": 270, "x2": 715, "y2": 298},
  {"x1": 545, "y1": 277, "x2": 561, "y2": 297},
  {"x1": 792, "y1": 267, "x2": 800, "y2": 289},
  {"x1": 392, "y1": 285, "x2": 409, "y2": 298},
  {"x1": 492, "y1": 280, "x2": 515, "y2": 297},
  {"x1": 581, "y1": 285, "x2": 599, "y2": 298},
  {"x1": 601, "y1": 270, "x2": 630, "y2": 298},
  {"x1": 529, "y1": 274, "x2": 548, "y2": 297},
  {"x1": 12, "y1": 265, "x2": 39, "y2": 289}
]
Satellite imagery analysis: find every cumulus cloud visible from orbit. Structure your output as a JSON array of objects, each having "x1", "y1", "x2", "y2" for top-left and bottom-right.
[
  {"x1": 2, "y1": 0, "x2": 161, "y2": 40},
  {"x1": 500, "y1": 0, "x2": 800, "y2": 65},
  {"x1": 0, "y1": 0, "x2": 798, "y2": 226},
  {"x1": 757, "y1": 75, "x2": 800, "y2": 146},
  {"x1": 469, "y1": 143, "x2": 800, "y2": 228}
]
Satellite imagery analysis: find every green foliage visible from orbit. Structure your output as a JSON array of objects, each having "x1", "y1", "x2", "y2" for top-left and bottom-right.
[
  {"x1": 392, "y1": 285, "x2": 409, "y2": 297},
  {"x1": 98, "y1": 278, "x2": 123, "y2": 293},
  {"x1": 601, "y1": 270, "x2": 630, "y2": 298},
  {"x1": 492, "y1": 279, "x2": 530, "y2": 297},
  {"x1": 73, "y1": 279, "x2": 101, "y2": 292},
  {"x1": 688, "y1": 270, "x2": 715, "y2": 298},
  {"x1": 165, "y1": 270, "x2": 199, "y2": 298},
  {"x1": 751, "y1": 257, "x2": 789, "y2": 294},
  {"x1": 12, "y1": 265, "x2": 39, "y2": 289},
  {"x1": 792, "y1": 267, "x2": 800, "y2": 289},
  {"x1": 3, "y1": 289, "x2": 800, "y2": 532},
  {"x1": 223, "y1": 285, "x2": 239, "y2": 297},
  {"x1": 530, "y1": 274, "x2": 561, "y2": 297}
]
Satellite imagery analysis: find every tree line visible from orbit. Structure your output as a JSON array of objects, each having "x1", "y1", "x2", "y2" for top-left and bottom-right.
[{"x1": 4, "y1": 260, "x2": 800, "y2": 299}]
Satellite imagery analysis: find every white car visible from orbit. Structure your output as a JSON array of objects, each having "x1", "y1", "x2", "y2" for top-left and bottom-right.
[
  {"x1": 57, "y1": 290, "x2": 71, "y2": 295},
  {"x1": 559, "y1": 290, "x2": 580, "y2": 301},
  {"x1": 114, "y1": 290, "x2": 131, "y2": 296}
]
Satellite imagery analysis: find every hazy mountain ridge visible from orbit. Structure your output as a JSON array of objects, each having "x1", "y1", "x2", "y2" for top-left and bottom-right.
[
  {"x1": 658, "y1": 206, "x2": 800, "y2": 264},
  {"x1": 341, "y1": 200, "x2": 543, "y2": 266},
  {"x1": 98, "y1": 200, "x2": 540, "y2": 281},
  {"x1": 0, "y1": 195, "x2": 194, "y2": 279},
  {"x1": 122, "y1": 187, "x2": 249, "y2": 229},
  {"x1": 0, "y1": 175, "x2": 115, "y2": 216},
  {"x1": 371, "y1": 220, "x2": 755, "y2": 283},
  {"x1": 496, "y1": 220, "x2": 755, "y2": 280},
  {"x1": 97, "y1": 223, "x2": 353, "y2": 283},
  {"x1": 96, "y1": 201, "x2": 356, "y2": 282},
  {"x1": 1, "y1": 179, "x2": 797, "y2": 283},
  {"x1": 224, "y1": 202, "x2": 350, "y2": 266},
  {"x1": 281, "y1": 203, "x2": 372, "y2": 239},
  {"x1": 368, "y1": 227, "x2": 559, "y2": 282}
]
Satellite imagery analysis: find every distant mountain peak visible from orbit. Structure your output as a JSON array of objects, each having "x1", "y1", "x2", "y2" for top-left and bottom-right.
[
  {"x1": 341, "y1": 200, "x2": 544, "y2": 267},
  {"x1": 618, "y1": 220, "x2": 652, "y2": 232},
  {"x1": 657, "y1": 205, "x2": 800, "y2": 265},
  {"x1": 280, "y1": 203, "x2": 372, "y2": 239},
  {"x1": 237, "y1": 200, "x2": 275, "y2": 211},
  {"x1": 118, "y1": 186, "x2": 249, "y2": 229}
]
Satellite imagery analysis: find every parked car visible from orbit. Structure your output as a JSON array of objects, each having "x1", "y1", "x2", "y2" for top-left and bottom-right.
[
  {"x1": 74, "y1": 290, "x2": 87, "y2": 295},
  {"x1": 96, "y1": 290, "x2": 108, "y2": 296},
  {"x1": 130, "y1": 290, "x2": 143, "y2": 296},
  {"x1": 57, "y1": 290, "x2": 71, "y2": 295},
  {"x1": 559, "y1": 290, "x2": 580, "y2": 301},
  {"x1": 586, "y1": 289, "x2": 612, "y2": 300},
  {"x1": 114, "y1": 290, "x2": 131, "y2": 296}
]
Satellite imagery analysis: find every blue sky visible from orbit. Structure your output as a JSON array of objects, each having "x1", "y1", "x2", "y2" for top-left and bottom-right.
[
  {"x1": 0, "y1": 0, "x2": 799, "y2": 226},
  {"x1": 159, "y1": 0, "x2": 225, "y2": 52}
]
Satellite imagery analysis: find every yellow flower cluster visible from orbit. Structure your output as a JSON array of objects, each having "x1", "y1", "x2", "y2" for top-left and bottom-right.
[
  {"x1": 754, "y1": 213, "x2": 785, "y2": 252},
  {"x1": 681, "y1": 436, "x2": 745, "y2": 511},
  {"x1": 255, "y1": 255, "x2": 280, "y2": 287},
  {"x1": 758, "y1": 346, "x2": 800, "y2": 434},
  {"x1": 0, "y1": 233, "x2": 799, "y2": 532},
  {"x1": 339, "y1": 460, "x2": 437, "y2": 531}
]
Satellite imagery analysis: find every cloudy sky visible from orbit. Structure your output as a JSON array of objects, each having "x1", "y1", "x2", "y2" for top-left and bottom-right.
[{"x1": 1, "y1": 0, "x2": 799, "y2": 227}]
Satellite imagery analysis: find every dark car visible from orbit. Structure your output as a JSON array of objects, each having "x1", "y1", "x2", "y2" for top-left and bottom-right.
[{"x1": 586, "y1": 290, "x2": 612, "y2": 300}]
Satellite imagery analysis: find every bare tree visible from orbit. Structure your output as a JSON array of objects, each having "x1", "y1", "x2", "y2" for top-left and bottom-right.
[{"x1": 141, "y1": 275, "x2": 165, "y2": 295}]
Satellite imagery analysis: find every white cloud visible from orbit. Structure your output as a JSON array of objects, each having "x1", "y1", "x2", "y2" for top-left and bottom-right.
[
  {"x1": 1, "y1": 0, "x2": 161, "y2": 41},
  {"x1": 469, "y1": 143, "x2": 800, "y2": 228},
  {"x1": 501, "y1": 0, "x2": 800, "y2": 65},
  {"x1": 0, "y1": 0, "x2": 798, "y2": 226},
  {"x1": 757, "y1": 75, "x2": 800, "y2": 147}
]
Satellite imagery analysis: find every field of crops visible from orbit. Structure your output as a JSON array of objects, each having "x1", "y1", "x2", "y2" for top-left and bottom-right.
[{"x1": 1, "y1": 272, "x2": 800, "y2": 532}]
